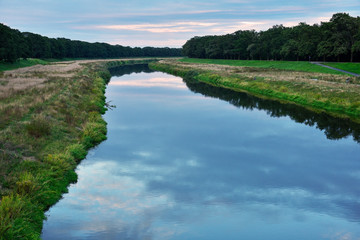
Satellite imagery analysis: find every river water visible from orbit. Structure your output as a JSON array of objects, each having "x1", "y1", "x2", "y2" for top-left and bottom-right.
[{"x1": 42, "y1": 64, "x2": 360, "y2": 240}]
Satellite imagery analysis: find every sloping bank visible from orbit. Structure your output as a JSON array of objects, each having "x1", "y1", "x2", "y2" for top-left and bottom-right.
[
  {"x1": 149, "y1": 60, "x2": 360, "y2": 122},
  {"x1": 0, "y1": 59, "x2": 153, "y2": 239}
]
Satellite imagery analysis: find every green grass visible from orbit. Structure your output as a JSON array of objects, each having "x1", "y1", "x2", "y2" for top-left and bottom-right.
[
  {"x1": 323, "y1": 62, "x2": 360, "y2": 74},
  {"x1": 0, "y1": 59, "x2": 49, "y2": 72},
  {"x1": 180, "y1": 58, "x2": 348, "y2": 75}
]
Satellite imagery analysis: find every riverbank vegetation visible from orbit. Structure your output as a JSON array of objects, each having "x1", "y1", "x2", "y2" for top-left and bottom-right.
[
  {"x1": 0, "y1": 23, "x2": 182, "y2": 63},
  {"x1": 182, "y1": 13, "x2": 360, "y2": 62},
  {"x1": 150, "y1": 59, "x2": 360, "y2": 121},
  {"x1": 0, "y1": 59, "x2": 153, "y2": 239}
]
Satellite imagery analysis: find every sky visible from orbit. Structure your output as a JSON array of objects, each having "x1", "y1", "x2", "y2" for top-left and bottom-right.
[{"x1": 0, "y1": 0, "x2": 360, "y2": 48}]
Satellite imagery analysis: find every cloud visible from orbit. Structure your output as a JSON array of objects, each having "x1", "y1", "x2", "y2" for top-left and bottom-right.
[
  {"x1": 84, "y1": 21, "x2": 218, "y2": 34},
  {"x1": 109, "y1": 77, "x2": 187, "y2": 89},
  {"x1": 2, "y1": 0, "x2": 360, "y2": 48}
]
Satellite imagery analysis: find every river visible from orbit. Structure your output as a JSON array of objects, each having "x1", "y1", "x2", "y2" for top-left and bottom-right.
[{"x1": 42, "y1": 64, "x2": 360, "y2": 240}]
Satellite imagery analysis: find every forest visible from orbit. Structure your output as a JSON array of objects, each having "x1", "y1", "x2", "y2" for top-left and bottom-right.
[
  {"x1": 0, "y1": 24, "x2": 182, "y2": 62},
  {"x1": 182, "y1": 13, "x2": 360, "y2": 62}
]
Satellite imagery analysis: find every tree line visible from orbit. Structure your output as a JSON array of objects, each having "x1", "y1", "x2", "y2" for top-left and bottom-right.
[
  {"x1": 183, "y1": 13, "x2": 360, "y2": 62},
  {"x1": 0, "y1": 24, "x2": 182, "y2": 62}
]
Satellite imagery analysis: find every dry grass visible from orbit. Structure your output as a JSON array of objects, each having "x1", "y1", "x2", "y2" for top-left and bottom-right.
[
  {"x1": 0, "y1": 61, "x2": 80, "y2": 97},
  {"x1": 0, "y1": 58, "x2": 162, "y2": 98}
]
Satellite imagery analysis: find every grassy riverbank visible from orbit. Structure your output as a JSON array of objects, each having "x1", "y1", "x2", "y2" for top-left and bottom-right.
[
  {"x1": 150, "y1": 59, "x2": 360, "y2": 121},
  {"x1": 0, "y1": 59, "x2": 154, "y2": 239}
]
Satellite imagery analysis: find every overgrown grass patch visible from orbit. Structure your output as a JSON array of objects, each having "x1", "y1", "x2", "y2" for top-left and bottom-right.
[{"x1": 25, "y1": 115, "x2": 52, "y2": 138}]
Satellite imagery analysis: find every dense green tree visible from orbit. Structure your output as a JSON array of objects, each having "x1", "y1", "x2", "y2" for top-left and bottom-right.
[
  {"x1": 182, "y1": 12, "x2": 360, "y2": 62},
  {"x1": 329, "y1": 13, "x2": 359, "y2": 61},
  {"x1": 0, "y1": 24, "x2": 28, "y2": 62},
  {"x1": 0, "y1": 23, "x2": 182, "y2": 62}
]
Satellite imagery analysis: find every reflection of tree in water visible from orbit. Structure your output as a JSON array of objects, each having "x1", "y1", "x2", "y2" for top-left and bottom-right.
[
  {"x1": 109, "y1": 64, "x2": 154, "y2": 77},
  {"x1": 183, "y1": 77, "x2": 360, "y2": 143},
  {"x1": 109, "y1": 64, "x2": 360, "y2": 143}
]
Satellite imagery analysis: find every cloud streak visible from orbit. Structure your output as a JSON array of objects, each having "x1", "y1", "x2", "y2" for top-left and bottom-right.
[{"x1": 82, "y1": 22, "x2": 218, "y2": 33}]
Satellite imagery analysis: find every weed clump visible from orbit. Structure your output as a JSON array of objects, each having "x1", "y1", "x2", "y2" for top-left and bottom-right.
[
  {"x1": 26, "y1": 116, "x2": 51, "y2": 138},
  {"x1": 67, "y1": 144, "x2": 87, "y2": 161},
  {"x1": 15, "y1": 172, "x2": 39, "y2": 196},
  {"x1": 82, "y1": 118, "x2": 107, "y2": 148},
  {"x1": 0, "y1": 193, "x2": 44, "y2": 240}
]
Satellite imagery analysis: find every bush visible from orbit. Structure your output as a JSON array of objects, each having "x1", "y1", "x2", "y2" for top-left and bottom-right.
[
  {"x1": 43, "y1": 154, "x2": 75, "y2": 172},
  {"x1": 98, "y1": 71, "x2": 111, "y2": 83},
  {"x1": 67, "y1": 144, "x2": 87, "y2": 161},
  {"x1": 0, "y1": 193, "x2": 45, "y2": 239},
  {"x1": 26, "y1": 116, "x2": 51, "y2": 138},
  {"x1": 82, "y1": 122, "x2": 107, "y2": 148},
  {"x1": 279, "y1": 86, "x2": 288, "y2": 92},
  {"x1": 0, "y1": 194, "x2": 25, "y2": 239},
  {"x1": 184, "y1": 70, "x2": 200, "y2": 81},
  {"x1": 15, "y1": 172, "x2": 39, "y2": 196}
]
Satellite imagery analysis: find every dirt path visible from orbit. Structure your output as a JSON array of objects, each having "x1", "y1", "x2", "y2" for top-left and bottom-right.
[{"x1": 310, "y1": 62, "x2": 360, "y2": 77}]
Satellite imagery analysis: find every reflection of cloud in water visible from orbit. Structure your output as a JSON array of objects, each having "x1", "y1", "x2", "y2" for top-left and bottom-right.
[
  {"x1": 81, "y1": 151, "x2": 360, "y2": 225},
  {"x1": 72, "y1": 137, "x2": 360, "y2": 238},
  {"x1": 109, "y1": 77, "x2": 187, "y2": 89},
  {"x1": 43, "y1": 160, "x2": 183, "y2": 240}
]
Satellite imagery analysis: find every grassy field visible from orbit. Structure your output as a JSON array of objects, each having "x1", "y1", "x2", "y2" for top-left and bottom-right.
[
  {"x1": 323, "y1": 62, "x2": 360, "y2": 74},
  {"x1": 0, "y1": 59, "x2": 155, "y2": 239},
  {"x1": 0, "y1": 58, "x2": 94, "y2": 73},
  {"x1": 151, "y1": 59, "x2": 360, "y2": 121},
  {"x1": 180, "y1": 58, "x2": 352, "y2": 75},
  {"x1": 0, "y1": 59, "x2": 49, "y2": 72}
]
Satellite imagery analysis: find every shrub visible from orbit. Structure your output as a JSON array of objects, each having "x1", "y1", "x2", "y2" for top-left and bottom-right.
[
  {"x1": 0, "y1": 193, "x2": 45, "y2": 239},
  {"x1": 98, "y1": 71, "x2": 111, "y2": 83},
  {"x1": 43, "y1": 153, "x2": 75, "y2": 172},
  {"x1": 15, "y1": 172, "x2": 39, "y2": 196},
  {"x1": 0, "y1": 194, "x2": 24, "y2": 239},
  {"x1": 279, "y1": 86, "x2": 288, "y2": 92},
  {"x1": 26, "y1": 116, "x2": 51, "y2": 138},
  {"x1": 184, "y1": 70, "x2": 200, "y2": 81},
  {"x1": 67, "y1": 144, "x2": 87, "y2": 161},
  {"x1": 82, "y1": 122, "x2": 107, "y2": 148}
]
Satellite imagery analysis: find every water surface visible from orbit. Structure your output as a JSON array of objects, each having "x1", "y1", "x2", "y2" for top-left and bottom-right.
[{"x1": 42, "y1": 64, "x2": 360, "y2": 240}]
